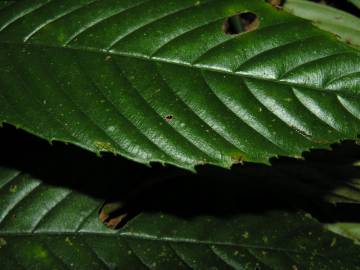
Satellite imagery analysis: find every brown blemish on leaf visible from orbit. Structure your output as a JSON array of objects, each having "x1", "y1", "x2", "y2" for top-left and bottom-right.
[
  {"x1": 106, "y1": 215, "x2": 127, "y2": 229},
  {"x1": 105, "y1": 55, "x2": 112, "y2": 61},
  {"x1": 99, "y1": 202, "x2": 128, "y2": 230},
  {"x1": 267, "y1": 0, "x2": 285, "y2": 9},
  {"x1": 99, "y1": 202, "x2": 122, "y2": 222},
  {"x1": 292, "y1": 266, "x2": 299, "y2": 270},
  {"x1": 346, "y1": 38, "x2": 353, "y2": 45},
  {"x1": 223, "y1": 12, "x2": 259, "y2": 35}
]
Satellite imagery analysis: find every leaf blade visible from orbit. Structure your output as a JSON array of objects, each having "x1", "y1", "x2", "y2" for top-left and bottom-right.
[
  {"x1": 1, "y1": 0, "x2": 360, "y2": 169},
  {"x1": 1, "y1": 167, "x2": 360, "y2": 269},
  {"x1": 284, "y1": 0, "x2": 360, "y2": 47}
]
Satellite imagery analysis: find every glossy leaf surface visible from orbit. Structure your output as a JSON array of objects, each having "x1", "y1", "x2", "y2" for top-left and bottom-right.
[
  {"x1": 284, "y1": 0, "x2": 360, "y2": 47},
  {"x1": 1, "y1": 0, "x2": 360, "y2": 170}
]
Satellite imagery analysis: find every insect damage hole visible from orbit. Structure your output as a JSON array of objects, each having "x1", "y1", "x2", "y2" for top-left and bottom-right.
[
  {"x1": 165, "y1": 115, "x2": 173, "y2": 122},
  {"x1": 223, "y1": 12, "x2": 259, "y2": 35}
]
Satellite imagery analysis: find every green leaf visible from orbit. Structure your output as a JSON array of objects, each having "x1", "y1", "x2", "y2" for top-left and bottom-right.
[
  {"x1": 326, "y1": 221, "x2": 360, "y2": 246},
  {"x1": 284, "y1": 0, "x2": 360, "y2": 47},
  {"x1": 1, "y1": 167, "x2": 360, "y2": 270},
  {"x1": 1, "y1": 0, "x2": 360, "y2": 170},
  {"x1": 322, "y1": 162, "x2": 360, "y2": 246},
  {"x1": 348, "y1": 0, "x2": 360, "y2": 9}
]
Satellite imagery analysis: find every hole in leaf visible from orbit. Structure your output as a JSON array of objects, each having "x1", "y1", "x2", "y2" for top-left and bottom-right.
[
  {"x1": 165, "y1": 115, "x2": 173, "y2": 122},
  {"x1": 223, "y1": 12, "x2": 259, "y2": 35},
  {"x1": 99, "y1": 202, "x2": 134, "y2": 229}
]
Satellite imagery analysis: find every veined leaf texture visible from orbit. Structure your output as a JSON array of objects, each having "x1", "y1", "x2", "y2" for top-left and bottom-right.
[{"x1": 0, "y1": 0, "x2": 360, "y2": 169}]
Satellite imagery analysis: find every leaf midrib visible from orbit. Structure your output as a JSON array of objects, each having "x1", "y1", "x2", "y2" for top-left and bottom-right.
[
  {"x1": 1, "y1": 39, "x2": 358, "y2": 98},
  {"x1": 0, "y1": 231, "x2": 328, "y2": 258}
]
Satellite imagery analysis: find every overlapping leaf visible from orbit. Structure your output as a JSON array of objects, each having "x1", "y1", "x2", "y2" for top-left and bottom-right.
[
  {"x1": 284, "y1": 0, "x2": 360, "y2": 47},
  {"x1": 1, "y1": 167, "x2": 360, "y2": 270},
  {"x1": 0, "y1": 0, "x2": 360, "y2": 170},
  {"x1": 349, "y1": 0, "x2": 360, "y2": 9}
]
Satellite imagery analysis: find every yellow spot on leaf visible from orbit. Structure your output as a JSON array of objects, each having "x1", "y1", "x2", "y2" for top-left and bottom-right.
[
  {"x1": 33, "y1": 246, "x2": 48, "y2": 259},
  {"x1": 95, "y1": 141, "x2": 116, "y2": 153},
  {"x1": 0, "y1": 238, "x2": 7, "y2": 248},
  {"x1": 262, "y1": 236, "x2": 269, "y2": 243},
  {"x1": 331, "y1": 237, "x2": 337, "y2": 247},
  {"x1": 353, "y1": 161, "x2": 360, "y2": 167},
  {"x1": 242, "y1": 232, "x2": 249, "y2": 239},
  {"x1": 65, "y1": 237, "x2": 74, "y2": 246},
  {"x1": 9, "y1": 185, "x2": 17, "y2": 193}
]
